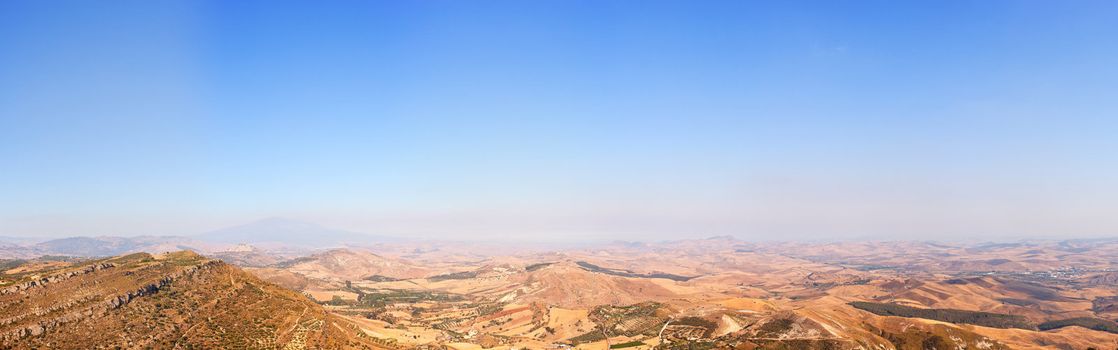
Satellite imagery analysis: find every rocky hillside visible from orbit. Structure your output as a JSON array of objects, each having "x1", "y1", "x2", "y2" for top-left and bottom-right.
[{"x1": 0, "y1": 251, "x2": 388, "y2": 349}]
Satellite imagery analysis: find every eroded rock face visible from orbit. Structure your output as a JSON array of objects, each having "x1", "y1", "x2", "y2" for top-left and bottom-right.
[
  {"x1": 0, "y1": 263, "x2": 115, "y2": 295},
  {"x1": 0, "y1": 259, "x2": 219, "y2": 343},
  {"x1": 0, "y1": 252, "x2": 380, "y2": 350},
  {"x1": 105, "y1": 260, "x2": 218, "y2": 310}
]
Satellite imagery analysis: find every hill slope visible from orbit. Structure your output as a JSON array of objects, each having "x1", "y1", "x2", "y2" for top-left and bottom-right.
[
  {"x1": 276, "y1": 248, "x2": 430, "y2": 282},
  {"x1": 0, "y1": 251, "x2": 387, "y2": 349}
]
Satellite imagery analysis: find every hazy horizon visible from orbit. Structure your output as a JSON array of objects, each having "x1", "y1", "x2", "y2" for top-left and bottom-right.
[
  {"x1": 4, "y1": 216, "x2": 1118, "y2": 245},
  {"x1": 3, "y1": 1, "x2": 1118, "y2": 241}
]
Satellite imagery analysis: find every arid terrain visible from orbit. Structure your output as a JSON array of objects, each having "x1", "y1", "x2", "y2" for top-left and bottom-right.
[
  {"x1": 6, "y1": 0, "x2": 1116, "y2": 348},
  {"x1": 3, "y1": 234, "x2": 1118, "y2": 349}
]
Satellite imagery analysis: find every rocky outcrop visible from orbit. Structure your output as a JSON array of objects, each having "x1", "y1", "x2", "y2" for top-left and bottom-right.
[
  {"x1": 105, "y1": 260, "x2": 218, "y2": 309},
  {"x1": 0, "y1": 263, "x2": 115, "y2": 295},
  {"x1": 0, "y1": 260, "x2": 220, "y2": 342}
]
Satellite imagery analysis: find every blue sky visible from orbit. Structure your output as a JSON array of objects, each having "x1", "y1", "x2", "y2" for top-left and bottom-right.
[{"x1": 2, "y1": 1, "x2": 1117, "y2": 241}]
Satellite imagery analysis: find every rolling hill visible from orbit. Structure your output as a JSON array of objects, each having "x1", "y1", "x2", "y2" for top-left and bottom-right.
[{"x1": 0, "y1": 251, "x2": 388, "y2": 349}]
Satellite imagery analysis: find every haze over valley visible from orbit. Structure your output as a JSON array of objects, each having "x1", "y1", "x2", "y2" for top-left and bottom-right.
[
  {"x1": 3, "y1": 220, "x2": 1118, "y2": 349},
  {"x1": 3, "y1": 0, "x2": 1118, "y2": 349}
]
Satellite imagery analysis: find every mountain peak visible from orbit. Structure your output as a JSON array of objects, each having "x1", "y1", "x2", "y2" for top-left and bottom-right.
[
  {"x1": 228, "y1": 217, "x2": 325, "y2": 231},
  {"x1": 197, "y1": 218, "x2": 397, "y2": 248}
]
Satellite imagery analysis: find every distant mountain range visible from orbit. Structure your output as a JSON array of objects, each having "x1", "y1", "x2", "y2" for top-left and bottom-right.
[
  {"x1": 196, "y1": 217, "x2": 398, "y2": 248},
  {"x1": 0, "y1": 236, "x2": 44, "y2": 245},
  {"x1": 32, "y1": 236, "x2": 215, "y2": 257},
  {"x1": 0, "y1": 218, "x2": 401, "y2": 258}
]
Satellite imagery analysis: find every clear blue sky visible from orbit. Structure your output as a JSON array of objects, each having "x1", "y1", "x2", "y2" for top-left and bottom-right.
[{"x1": 2, "y1": 1, "x2": 1116, "y2": 241}]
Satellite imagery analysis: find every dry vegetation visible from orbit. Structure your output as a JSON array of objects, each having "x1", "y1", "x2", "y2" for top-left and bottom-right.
[
  {"x1": 0, "y1": 251, "x2": 388, "y2": 349},
  {"x1": 6, "y1": 237, "x2": 1118, "y2": 349}
]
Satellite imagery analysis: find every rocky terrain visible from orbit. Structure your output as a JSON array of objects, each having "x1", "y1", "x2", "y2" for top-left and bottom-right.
[
  {"x1": 164, "y1": 238, "x2": 1106, "y2": 349},
  {"x1": 0, "y1": 251, "x2": 387, "y2": 349},
  {"x1": 4, "y1": 237, "x2": 1118, "y2": 349}
]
